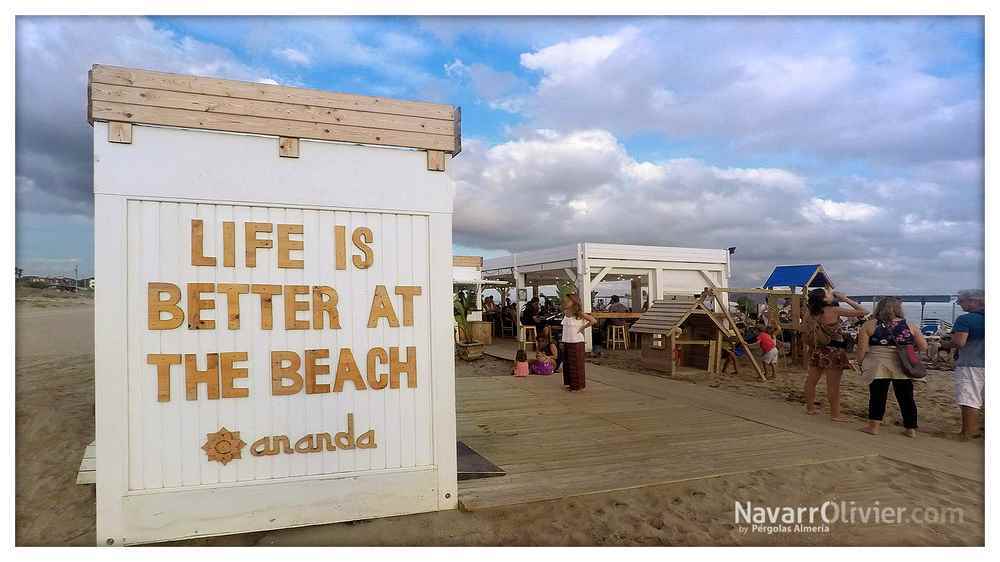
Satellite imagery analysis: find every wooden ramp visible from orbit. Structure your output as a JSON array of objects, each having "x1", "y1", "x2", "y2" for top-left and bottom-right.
[
  {"x1": 77, "y1": 441, "x2": 96, "y2": 485},
  {"x1": 457, "y1": 372, "x2": 871, "y2": 511}
]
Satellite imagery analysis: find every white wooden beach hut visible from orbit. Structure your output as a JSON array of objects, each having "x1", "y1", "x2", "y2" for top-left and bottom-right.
[
  {"x1": 90, "y1": 65, "x2": 461, "y2": 544},
  {"x1": 482, "y1": 243, "x2": 732, "y2": 351}
]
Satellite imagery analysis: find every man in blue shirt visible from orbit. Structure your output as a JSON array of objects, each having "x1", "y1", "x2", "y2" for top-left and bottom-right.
[{"x1": 951, "y1": 289, "x2": 985, "y2": 440}]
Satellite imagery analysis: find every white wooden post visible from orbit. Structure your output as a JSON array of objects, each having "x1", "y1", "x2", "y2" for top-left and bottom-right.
[
  {"x1": 470, "y1": 282, "x2": 483, "y2": 321},
  {"x1": 577, "y1": 244, "x2": 593, "y2": 352},
  {"x1": 645, "y1": 270, "x2": 654, "y2": 309},
  {"x1": 654, "y1": 268, "x2": 666, "y2": 302},
  {"x1": 94, "y1": 193, "x2": 127, "y2": 546},
  {"x1": 514, "y1": 269, "x2": 525, "y2": 340}
]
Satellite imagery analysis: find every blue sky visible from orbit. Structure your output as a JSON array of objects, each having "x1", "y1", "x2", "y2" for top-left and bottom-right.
[{"x1": 15, "y1": 16, "x2": 984, "y2": 292}]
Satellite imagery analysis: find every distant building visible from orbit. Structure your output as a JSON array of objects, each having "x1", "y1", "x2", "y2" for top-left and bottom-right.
[
  {"x1": 48, "y1": 277, "x2": 78, "y2": 291},
  {"x1": 78, "y1": 277, "x2": 95, "y2": 290},
  {"x1": 22, "y1": 275, "x2": 79, "y2": 291}
]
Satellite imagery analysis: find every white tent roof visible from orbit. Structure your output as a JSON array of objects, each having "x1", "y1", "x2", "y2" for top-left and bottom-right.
[{"x1": 483, "y1": 242, "x2": 730, "y2": 280}]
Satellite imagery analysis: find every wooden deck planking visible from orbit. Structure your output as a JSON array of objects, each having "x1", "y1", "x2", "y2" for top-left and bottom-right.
[
  {"x1": 460, "y1": 439, "x2": 869, "y2": 510},
  {"x1": 77, "y1": 440, "x2": 97, "y2": 485},
  {"x1": 456, "y1": 367, "x2": 871, "y2": 511}
]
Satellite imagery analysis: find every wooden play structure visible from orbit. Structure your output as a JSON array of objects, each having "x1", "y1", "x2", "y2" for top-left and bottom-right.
[
  {"x1": 631, "y1": 289, "x2": 766, "y2": 381},
  {"x1": 735, "y1": 264, "x2": 836, "y2": 363}
]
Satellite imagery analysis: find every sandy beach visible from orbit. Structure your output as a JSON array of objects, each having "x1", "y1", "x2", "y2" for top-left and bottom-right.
[
  {"x1": 15, "y1": 291, "x2": 96, "y2": 546},
  {"x1": 14, "y1": 299, "x2": 984, "y2": 546},
  {"x1": 590, "y1": 349, "x2": 985, "y2": 441},
  {"x1": 231, "y1": 455, "x2": 983, "y2": 547}
]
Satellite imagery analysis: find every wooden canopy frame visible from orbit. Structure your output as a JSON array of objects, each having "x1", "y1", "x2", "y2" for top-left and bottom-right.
[
  {"x1": 704, "y1": 288, "x2": 766, "y2": 381},
  {"x1": 88, "y1": 64, "x2": 462, "y2": 171},
  {"x1": 802, "y1": 265, "x2": 832, "y2": 291}
]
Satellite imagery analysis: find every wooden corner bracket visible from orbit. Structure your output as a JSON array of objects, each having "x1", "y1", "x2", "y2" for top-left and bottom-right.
[
  {"x1": 426, "y1": 150, "x2": 446, "y2": 172},
  {"x1": 108, "y1": 121, "x2": 133, "y2": 144},
  {"x1": 279, "y1": 137, "x2": 300, "y2": 158}
]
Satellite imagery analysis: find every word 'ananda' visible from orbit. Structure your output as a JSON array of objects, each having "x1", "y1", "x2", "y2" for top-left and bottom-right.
[{"x1": 251, "y1": 414, "x2": 376, "y2": 456}]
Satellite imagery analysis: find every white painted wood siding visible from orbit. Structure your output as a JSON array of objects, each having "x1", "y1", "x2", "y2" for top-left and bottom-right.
[
  {"x1": 126, "y1": 201, "x2": 434, "y2": 490},
  {"x1": 94, "y1": 122, "x2": 456, "y2": 544}
]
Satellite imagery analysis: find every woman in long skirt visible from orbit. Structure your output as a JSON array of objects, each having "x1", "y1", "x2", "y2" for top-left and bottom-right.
[{"x1": 560, "y1": 292, "x2": 597, "y2": 391}]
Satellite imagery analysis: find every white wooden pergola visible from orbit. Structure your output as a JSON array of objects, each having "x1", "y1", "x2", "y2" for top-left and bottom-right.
[
  {"x1": 453, "y1": 255, "x2": 506, "y2": 321},
  {"x1": 482, "y1": 243, "x2": 732, "y2": 350}
]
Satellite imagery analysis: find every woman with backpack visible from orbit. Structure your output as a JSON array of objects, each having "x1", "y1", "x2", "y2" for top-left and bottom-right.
[
  {"x1": 856, "y1": 297, "x2": 927, "y2": 437},
  {"x1": 803, "y1": 288, "x2": 868, "y2": 421}
]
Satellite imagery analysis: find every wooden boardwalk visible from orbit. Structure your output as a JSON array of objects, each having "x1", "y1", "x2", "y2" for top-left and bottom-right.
[
  {"x1": 456, "y1": 363, "x2": 871, "y2": 510},
  {"x1": 456, "y1": 340, "x2": 981, "y2": 511}
]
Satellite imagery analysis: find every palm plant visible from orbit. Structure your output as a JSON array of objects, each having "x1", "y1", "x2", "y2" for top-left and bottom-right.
[{"x1": 454, "y1": 290, "x2": 476, "y2": 344}]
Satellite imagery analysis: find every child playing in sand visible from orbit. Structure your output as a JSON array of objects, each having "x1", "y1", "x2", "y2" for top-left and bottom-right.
[
  {"x1": 512, "y1": 349, "x2": 529, "y2": 377},
  {"x1": 530, "y1": 350, "x2": 555, "y2": 375},
  {"x1": 719, "y1": 336, "x2": 741, "y2": 376},
  {"x1": 756, "y1": 326, "x2": 779, "y2": 378}
]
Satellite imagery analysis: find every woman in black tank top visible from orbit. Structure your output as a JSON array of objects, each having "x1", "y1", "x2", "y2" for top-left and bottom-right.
[{"x1": 856, "y1": 297, "x2": 926, "y2": 437}]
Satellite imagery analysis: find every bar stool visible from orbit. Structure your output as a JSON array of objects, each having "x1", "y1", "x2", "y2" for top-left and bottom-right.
[
  {"x1": 607, "y1": 324, "x2": 629, "y2": 350},
  {"x1": 500, "y1": 314, "x2": 514, "y2": 338},
  {"x1": 627, "y1": 321, "x2": 641, "y2": 349},
  {"x1": 520, "y1": 325, "x2": 537, "y2": 351}
]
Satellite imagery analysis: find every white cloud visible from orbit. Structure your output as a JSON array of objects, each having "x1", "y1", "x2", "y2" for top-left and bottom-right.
[
  {"x1": 513, "y1": 19, "x2": 983, "y2": 164},
  {"x1": 802, "y1": 198, "x2": 881, "y2": 223},
  {"x1": 444, "y1": 58, "x2": 469, "y2": 78},
  {"x1": 16, "y1": 175, "x2": 92, "y2": 217},
  {"x1": 488, "y1": 97, "x2": 527, "y2": 114},
  {"x1": 379, "y1": 31, "x2": 429, "y2": 56},
  {"x1": 273, "y1": 47, "x2": 310, "y2": 66},
  {"x1": 14, "y1": 17, "x2": 983, "y2": 293},
  {"x1": 520, "y1": 27, "x2": 637, "y2": 81},
  {"x1": 16, "y1": 16, "x2": 269, "y2": 212},
  {"x1": 445, "y1": 57, "x2": 526, "y2": 113},
  {"x1": 450, "y1": 128, "x2": 981, "y2": 292},
  {"x1": 451, "y1": 128, "x2": 811, "y2": 251}
]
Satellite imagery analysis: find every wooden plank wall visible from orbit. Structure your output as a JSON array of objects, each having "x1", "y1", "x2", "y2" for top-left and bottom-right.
[
  {"x1": 452, "y1": 255, "x2": 483, "y2": 269},
  {"x1": 126, "y1": 201, "x2": 434, "y2": 490},
  {"x1": 88, "y1": 65, "x2": 461, "y2": 157}
]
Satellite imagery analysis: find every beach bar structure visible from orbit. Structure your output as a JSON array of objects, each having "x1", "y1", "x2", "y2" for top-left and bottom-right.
[
  {"x1": 482, "y1": 243, "x2": 731, "y2": 351},
  {"x1": 453, "y1": 255, "x2": 506, "y2": 345}
]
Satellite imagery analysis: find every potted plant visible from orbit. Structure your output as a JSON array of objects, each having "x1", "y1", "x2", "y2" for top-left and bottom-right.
[{"x1": 454, "y1": 290, "x2": 484, "y2": 360}]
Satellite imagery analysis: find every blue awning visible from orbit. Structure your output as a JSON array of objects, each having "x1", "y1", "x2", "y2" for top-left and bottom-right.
[{"x1": 762, "y1": 265, "x2": 830, "y2": 289}]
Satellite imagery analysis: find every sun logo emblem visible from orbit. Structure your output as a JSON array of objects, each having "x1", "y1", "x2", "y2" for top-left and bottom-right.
[{"x1": 201, "y1": 426, "x2": 246, "y2": 465}]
